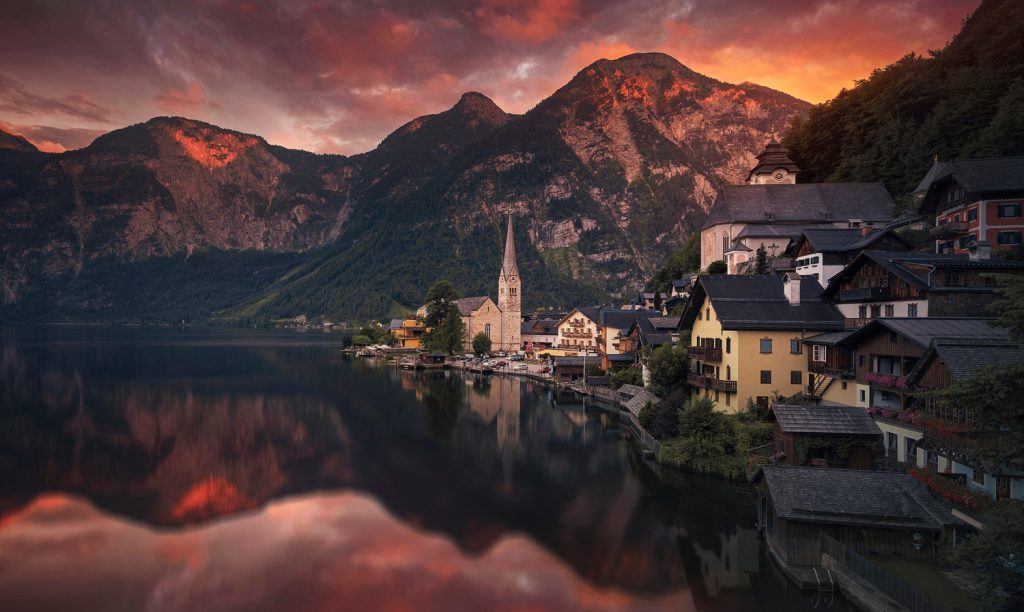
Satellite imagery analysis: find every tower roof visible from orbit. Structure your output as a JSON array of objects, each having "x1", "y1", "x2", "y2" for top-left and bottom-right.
[
  {"x1": 747, "y1": 139, "x2": 801, "y2": 181},
  {"x1": 501, "y1": 213, "x2": 519, "y2": 278}
]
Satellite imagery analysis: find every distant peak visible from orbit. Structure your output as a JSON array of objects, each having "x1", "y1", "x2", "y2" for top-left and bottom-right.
[
  {"x1": 0, "y1": 128, "x2": 39, "y2": 152},
  {"x1": 453, "y1": 91, "x2": 505, "y2": 114},
  {"x1": 590, "y1": 52, "x2": 693, "y2": 73}
]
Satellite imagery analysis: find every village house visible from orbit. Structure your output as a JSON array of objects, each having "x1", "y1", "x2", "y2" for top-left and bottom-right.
[
  {"x1": 700, "y1": 140, "x2": 895, "y2": 270},
  {"x1": 555, "y1": 308, "x2": 601, "y2": 355},
  {"x1": 754, "y1": 466, "x2": 960, "y2": 567},
  {"x1": 786, "y1": 227, "x2": 911, "y2": 286},
  {"x1": 680, "y1": 273, "x2": 845, "y2": 412},
  {"x1": 803, "y1": 329, "x2": 858, "y2": 406},
  {"x1": 520, "y1": 314, "x2": 561, "y2": 355},
  {"x1": 915, "y1": 156, "x2": 1024, "y2": 255},
  {"x1": 389, "y1": 317, "x2": 426, "y2": 349},
  {"x1": 770, "y1": 404, "x2": 882, "y2": 469},
  {"x1": 821, "y1": 247, "x2": 1024, "y2": 326}
]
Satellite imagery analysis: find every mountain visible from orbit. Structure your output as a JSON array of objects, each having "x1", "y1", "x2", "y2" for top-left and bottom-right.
[
  {"x1": 0, "y1": 53, "x2": 809, "y2": 323},
  {"x1": 0, "y1": 129, "x2": 38, "y2": 151},
  {"x1": 784, "y1": 0, "x2": 1024, "y2": 203}
]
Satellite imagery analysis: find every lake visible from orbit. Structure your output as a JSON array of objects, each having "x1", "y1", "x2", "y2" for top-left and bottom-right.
[{"x1": 0, "y1": 326, "x2": 839, "y2": 611}]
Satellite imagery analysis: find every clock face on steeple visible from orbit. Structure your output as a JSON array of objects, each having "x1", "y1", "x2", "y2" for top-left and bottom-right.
[
  {"x1": 508, "y1": 274, "x2": 517, "y2": 283},
  {"x1": 772, "y1": 170, "x2": 786, "y2": 182}
]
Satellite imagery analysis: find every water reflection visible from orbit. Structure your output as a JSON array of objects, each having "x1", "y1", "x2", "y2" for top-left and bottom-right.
[{"x1": 0, "y1": 326, "x2": 833, "y2": 611}]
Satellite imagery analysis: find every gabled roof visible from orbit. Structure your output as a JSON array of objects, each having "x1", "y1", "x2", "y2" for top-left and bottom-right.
[
  {"x1": 790, "y1": 228, "x2": 911, "y2": 256},
  {"x1": 905, "y1": 337, "x2": 1024, "y2": 384},
  {"x1": 822, "y1": 250, "x2": 1024, "y2": 296},
  {"x1": 389, "y1": 318, "x2": 405, "y2": 330},
  {"x1": 803, "y1": 330, "x2": 856, "y2": 346},
  {"x1": 670, "y1": 276, "x2": 695, "y2": 289},
  {"x1": 680, "y1": 274, "x2": 844, "y2": 332},
  {"x1": 703, "y1": 183, "x2": 894, "y2": 230},
  {"x1": 521, "y1": 318, "x2": 558, "y2": 335},
  {"x1": 556, "y1": 307, "x2": 601, "y2": 327},
  {"x1": 754, "y1": 466, "x2": 958, "y2": 530},
  {"x1": 456, "y1": 296, "x2": 494, "y2": 315},
  {"x1": 772, "y1": 404, "x2": 881, "y2": 436},
  {"x1": 916, "y1": 156, "x2": 1024, "y2": 196},
  {"x1": 839, "y1": 318, "x2": 1011, "y2": 350},
  {"x1": 618, "y1": 384, "x2": 661, "y2": 418}
]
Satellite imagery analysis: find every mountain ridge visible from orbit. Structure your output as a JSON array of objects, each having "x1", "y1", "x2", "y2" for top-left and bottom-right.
[{"x1": 0, "y1": 52, "x2": 809, "y2": 322}]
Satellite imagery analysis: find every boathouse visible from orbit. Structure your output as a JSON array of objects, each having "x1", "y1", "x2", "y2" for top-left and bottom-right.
[{"x1": 771, "y1": 404, "x2": 882, "y2": 469}]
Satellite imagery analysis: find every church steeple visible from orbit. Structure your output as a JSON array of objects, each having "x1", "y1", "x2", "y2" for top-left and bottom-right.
[
  {"x1": 500, "y1": 213, "x2": 519, "y2": 279},
  {"x1": 747, "y1": 138, "x2": 800, "y2": 184}
]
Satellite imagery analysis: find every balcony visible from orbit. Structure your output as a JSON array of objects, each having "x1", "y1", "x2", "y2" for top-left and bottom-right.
[
  {"x1": 843, "y1": 318, "x2": 869, "y2": 329},
  {"x1": 561, "y1": 330, "x2": 593, "y2": 339},
  {"x1": 808, "y1": 361, "x2": 854, "y2": 379},
  {"x1": 687, "y1": 346, "x2": 722, "y2": 361},
  {"x1": 837, "y1": 286, "x2": 891, "y2": 302},
  {"x1": 687, "y1": 373, "x2": 737, "y2": 393},
  {"x1": 931, "y1": 221, "x2": 970, "y2": 238}
]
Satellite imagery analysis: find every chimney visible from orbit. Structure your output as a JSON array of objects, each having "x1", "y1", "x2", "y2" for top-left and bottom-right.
[
  {"x1": 783, "y1": 273, "x2": 802, "y2": 306},
  {"x1": 969, "y1": 240, "x2": 992, "y2": 260},
  {"x1": 861, "y1": 226, "x2": 872, "y2": 237}
]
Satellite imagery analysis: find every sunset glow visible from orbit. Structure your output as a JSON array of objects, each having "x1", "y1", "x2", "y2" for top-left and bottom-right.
[{"x1": 0, "y1": 0, "x2": 978, "y2": 154}]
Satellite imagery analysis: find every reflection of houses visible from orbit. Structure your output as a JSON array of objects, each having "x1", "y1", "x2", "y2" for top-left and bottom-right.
[
  {"x1": 771, "y1": 404, "x2": 881, "y2": 469},
  {"x1": 390, "y1": 317, "x2": 426, "y2": 348},
  {"x1": 915, "y1": 156, "x2": 1024, "y2": 254},
  {"x1": 822, "y1": 249, "x2": 1024, "y2": 327},
  {"x1": 755, "y1": 466, "x2": 959, "y2": 566},
  {"x1": 680, "y1": 274, "x2": 844, "y2": 412},
  {"x1": 786, "y1": 228, "x2": 910, "y2": 286},
  {"x1": 700, "y1": 140, "x2": 894, "y2": 270},
  {"x1": 690, "y1": 528, "x2": 759, "y2": 597}
]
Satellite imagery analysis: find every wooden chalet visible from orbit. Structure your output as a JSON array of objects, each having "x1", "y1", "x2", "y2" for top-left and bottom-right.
[{"x1": 771, "y1": 404, "x2": 882, "y2": 469}]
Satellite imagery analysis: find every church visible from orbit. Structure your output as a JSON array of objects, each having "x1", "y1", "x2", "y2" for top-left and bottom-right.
[{"x1": 454, "y1": 215, "x2": 522, "y2": 353}]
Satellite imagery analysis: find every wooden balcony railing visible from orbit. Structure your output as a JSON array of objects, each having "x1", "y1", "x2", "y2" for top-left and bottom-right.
[
  {"x1": 808, "y1": 361, "x2": 854, "y2": 379},
  {"x1": 687, "y1": 373, "x2": 737, "y2": 393},
  {"x1": 561, "y1": 330, "x2": 593, "y2": 339},
  {"x1": 687, "y1": 346, "x2": 722, "y2": 362},
  {"x1": 931, "y1": 221, "x2": 970, "y2": 238},
  {"x1": 844, "y1": 318, "x2": 870, "y2": 329}
]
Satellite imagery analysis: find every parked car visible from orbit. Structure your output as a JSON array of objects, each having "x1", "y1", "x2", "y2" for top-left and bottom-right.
[
  {"x1": 540, "y1": 366, "x2": 551, "y2": 374},
  {"x1": 514, "y1": 364, "x2": 527, "y2": 371}
]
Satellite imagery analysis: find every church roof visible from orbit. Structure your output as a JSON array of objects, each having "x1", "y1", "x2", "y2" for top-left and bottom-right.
[
  {"x1": 501, "y1": 213, "x2": 519, "y2": 279},
  {"x1": 456, "y1": 296, "x2": 493, "y2": 315},
  {"x1": 703, "y1": 183, "x2": 895, "y2": 230},
  {"x1": 747, "y1": 140, "x2": 801, "y2": 181}
]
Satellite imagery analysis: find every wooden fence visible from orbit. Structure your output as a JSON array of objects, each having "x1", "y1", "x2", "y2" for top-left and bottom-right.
[{"x1": 820, "y1": 534, "x2": 963, "y2": 612}]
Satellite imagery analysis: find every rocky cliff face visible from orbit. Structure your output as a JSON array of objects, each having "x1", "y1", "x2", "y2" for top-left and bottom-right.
[{"x1": 0, "y1": 53, "x2": 809, "y2": 321}]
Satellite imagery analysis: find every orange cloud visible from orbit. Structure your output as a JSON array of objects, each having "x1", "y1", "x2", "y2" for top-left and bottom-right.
[{"x1": 476, "y1": 0, "x2": 581, "y2": 43}]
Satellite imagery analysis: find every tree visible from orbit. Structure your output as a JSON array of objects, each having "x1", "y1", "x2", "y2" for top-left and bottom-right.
[
  {"x1": 639, "y1": 389, "x2": 685, "y2": 439},
  {"x1": 647, "y1": 344, "x2": 689, "y2": 396},
  {"x1": 928, "y1": 362, "x2": 1024, "y2": 469},
  {"x1": 950, "y1": 500, "x2": 1024, "y2": 610},
  {"x1": 705, "y1": 260, "x2": 727, "y2": 274},
  {"x1": 422, "y1": 280, "x2": 465, "y2": 354},
  {"x1": 989, "y1": 273, "x2": 1024, "y2": 342},
  {"x1": 753, "y1": 244, "x2": 769, "y2": 275},
  {"x1": 653, "y1": 289, "x2": 662, "y2": 311},
  {"x1": 610, "y1": 367, "x2": 643, "y2": 389},
  {"x1": 647, "y1": 234, "x2": 700, "y2": 294},
  {"x1": 471, "y1": 332, "x2": 492, "y2": 355},
  {"x1": 670, "y1": 395, "x2": 739, "y2": 474},
  {"x1": 351, "y1": 334, "x2": 372, "y2": 346}
]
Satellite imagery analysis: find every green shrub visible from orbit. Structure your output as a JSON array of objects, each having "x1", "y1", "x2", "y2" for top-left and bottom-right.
[{"x1": 610, "y1": 367, "x2": 642, "y2": 389}]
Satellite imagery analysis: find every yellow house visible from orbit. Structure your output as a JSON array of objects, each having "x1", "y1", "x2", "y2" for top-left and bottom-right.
[
  {"x1": 680, "y1": 274, "x2": 845, "y2": 413},
  {"x1": 389, "y1": 317, "x2": 426, "y2": 349}
]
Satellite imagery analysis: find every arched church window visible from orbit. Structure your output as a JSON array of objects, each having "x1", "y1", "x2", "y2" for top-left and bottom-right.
[
  {"x1": 484, "y1": 324, "x2": 491, "y2": 338},
  {"x1": 723, "y1": 234, "x2": 729, "y2": 254}
]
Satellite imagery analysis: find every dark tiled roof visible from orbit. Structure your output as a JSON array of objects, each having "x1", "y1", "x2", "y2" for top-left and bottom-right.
[
  {"x1": 841, "y1": 318, "x2": 1011, "y2": 350},
  {"x1": 915, "y1": 157, "x2": 1024, "y2": 195},
  {"x1": 797, "y1": 228, "x2": 908, "y2": 254},
  {"x1": 648, "y1": 316, "x2": 680, "y2": 330},
  {"x1": 608, "y1": 353, "x2": 637, "y2": 363},
  {"x1": 456, "y1": 296, "x2": 492, "y2": 315},
  {"x1": 772, "y1": 404, "x2": 881, "y2": 436},
  {"x1": 617, "y1": 384, "x2": 661, "y2": 417},
  {"x1": 747, "y1": 141, "x2": 801, "y2": 181},
  {"x1": 755, "y1": 466, "x2": 958, "y2": 530},
  {"x1": 735, "y1": 224, "x2": 822, "y2": 239},
  {"x1": 906, "y1": 338, "x2": 1024, "y2": 383},
  {"x1": 703, "y1": 183, "x2": 894, "y2": 230},
  {"x1": 389, "y1": 318, "x2": 404, "y2": 330},
  {"x1": 804, "y1": 330, "x2": 856, "y2": 346},
  {"x1": 521, "y1": 318, "x2": 558, "y2": 335},
  {"x1": 681, "y1": 274, "x2": 844, "y2": 332},
  {"x1": 671, "y1": 276, "x2": 694, "y2": 289},
  {"x1": 553, "y1": 356, "x2": 589, "y2": 367},
  {"x1": 823, "y1": 251, "x2": 1024, "y2": 295}
]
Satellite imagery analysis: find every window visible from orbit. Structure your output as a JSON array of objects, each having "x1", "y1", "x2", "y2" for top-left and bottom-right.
[
  {"x1": 697, "y1": 311, "x2": 703, "y2": 321},
  {"x1": 886, "y1": 433, "x2": 897, "y2": 450},
  {"x1": 905, "y1": 437, "x2": 918, "y2": 463},
  {"x1": 723, "y1": 234, "x2": 729, "y2": 254},
  {"x1": 726, "y1": 365, "x2": 731, "y2": 380},
  {"x1": 484, "y1": 324, "x2": 491, "y2": 338},
  {"x1": 812, "y1": 345, "x2": 827, "y2": 362},
  {"x1": 908, "y1": 304, "x2": 918, "y2": 318},
  {"x1": 998, "y1": 203, "x2": 1021, "y2": 218},
  {"x1": 706, "y1": 308, "x2": 711, "y2": 320},
  {"x1": 759, "y1": 339, "x2": 772, "y2": 354},
  {"x1": 998, "y1": 231, "x2": 1022, "y2": 245},
  {"x1": 725, "y1": 394, "x2": 730, "y2": 407},
  {"x1": 967, "y1": 208, "x2": 978, "y2": 221},
  {"x1": 725, "y1": 338, "x2": 731, "y2": 354},
  {"x1": 790, "y1": 339, "x2": 802, "y2": 354},
  {"x1": 858, "y1": 355, "x2": 865, "y2": 367},
  {"x1": 790, "y1": 371, "x2": 802, "y2": 385},
  {"x1": 841, "y1": 381, "x2": 847, "y2": 390},
  {"x1": 944, "y1": 273, "x2": 966, "y2": 287},
  {"x1": 884, "y1": 304, "x2": 894, "y2": 318},
  {"x1": 870, "y1": 304, "x2": 881, "y2": 318},
  {"x1": 859, "y1": 389, "x2": 866, "y2": 403},
  {"x1": 972, "y1": 468, "x2": 985, "y2": 485},
  {"x1": 858, "y1": 305, "x2": 867, "y2": 318},
  {"x1": 760, "y1": 370, "x2": 772, "y2": 384}
]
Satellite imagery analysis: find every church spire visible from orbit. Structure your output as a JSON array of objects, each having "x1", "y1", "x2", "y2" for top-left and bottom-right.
[{"x1": 501, "y1": 213, "x2": 518, "y2": 278}]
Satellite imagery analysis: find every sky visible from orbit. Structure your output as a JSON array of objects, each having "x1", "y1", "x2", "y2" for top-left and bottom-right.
[{"x1": 0, "y1": 0, "x2": 979, "y2": 155}]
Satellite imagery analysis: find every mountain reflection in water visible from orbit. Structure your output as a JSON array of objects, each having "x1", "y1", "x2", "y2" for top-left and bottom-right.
[{"x1": 0, "y1": 326, "x2": 835, "y2": 611}]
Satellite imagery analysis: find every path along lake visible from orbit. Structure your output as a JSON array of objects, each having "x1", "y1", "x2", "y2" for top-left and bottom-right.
[{"x1": 0, "y1": 326, "x2": 844, "y2": 611}]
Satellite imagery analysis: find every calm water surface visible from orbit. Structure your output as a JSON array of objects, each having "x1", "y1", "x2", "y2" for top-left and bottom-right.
[{"x1": 0, "y1": 326, "x2": 841, "y2": 611}]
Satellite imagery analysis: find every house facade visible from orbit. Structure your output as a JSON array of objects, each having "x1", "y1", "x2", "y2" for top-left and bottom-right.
[
  {"x1": 788, "y1": 228, "x2": 910, "y2": 286},
  {"x1": 555, "y1": 308, "x2": 600, "y2": 355},
  {"x1": 916, "y1": 156, "x2": 1024, "y2": 255},
  {"x1": 771, "y1": 404, "x2": 882, "y2": 469},
  {"x1": 680, "y1": 274, "x2": 844, "y2": 412},
  {"x1": 389, "y1": 317, "x2": 425, "y2": 349}
]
